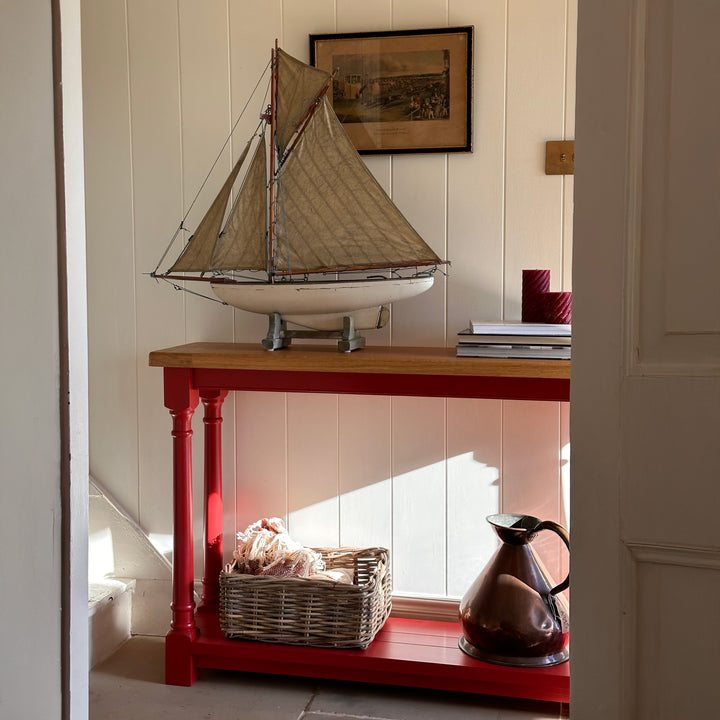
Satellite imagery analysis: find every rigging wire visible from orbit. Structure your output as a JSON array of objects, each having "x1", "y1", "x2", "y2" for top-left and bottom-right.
[
  {"x1": 183, "y1": 58, "x2": 271, "y2": 223},
  {"x1": 217, "y1": 125, "x2": 267, "y2": 244},
  {"x1": 158, "y1": 276, "x2": 228, "y2": 305},
  {"x1": 152, "y1": 224, "x2": 190, "y2": 276},
  {"x1": 153, "y1": 58, "x2": 272, "y2": 275}
]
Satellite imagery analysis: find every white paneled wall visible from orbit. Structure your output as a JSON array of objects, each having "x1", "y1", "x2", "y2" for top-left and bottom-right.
[{"x1": 82, "y1": 0, "x2": 575, "y2": 600}]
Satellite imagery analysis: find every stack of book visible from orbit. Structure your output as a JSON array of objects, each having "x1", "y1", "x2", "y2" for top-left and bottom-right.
[{"x1": 457, "y1": 321, "x2": 571, "y2": 359}]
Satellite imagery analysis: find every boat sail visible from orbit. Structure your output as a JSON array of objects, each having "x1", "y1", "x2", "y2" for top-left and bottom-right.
[{"x1": 152, "y1": 45, "x2": 446, "y2": 350}]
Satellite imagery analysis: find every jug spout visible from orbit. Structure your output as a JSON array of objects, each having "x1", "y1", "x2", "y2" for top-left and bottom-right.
[{"x1": 458, "y1": 514, "x2": 570, "y2": 667}]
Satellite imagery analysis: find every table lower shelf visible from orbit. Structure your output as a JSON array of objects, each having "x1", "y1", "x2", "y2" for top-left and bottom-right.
[{"x1": 182, "y1": 613, "x2": 569, "y2": 704}]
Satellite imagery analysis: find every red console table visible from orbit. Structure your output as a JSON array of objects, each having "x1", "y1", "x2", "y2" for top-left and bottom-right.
[{"x1": 149, "y1": 343, "x2": 570, "y2": 702}]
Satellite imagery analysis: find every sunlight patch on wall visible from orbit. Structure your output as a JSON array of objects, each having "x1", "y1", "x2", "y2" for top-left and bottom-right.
[
  {"x1": 448, "y1": 451, "x2": 501, "y2": 597},
  {"x1": 392, "y1": 458, "x2": 447, "y2": 595},
  {"x1": 88, "y1": 527, "x2": 114, "y2": 581},
  {"x1": 339, "y1": 478, "x2": 392, "y2": 550},
  {"x1": 561, "y1": 442, "x2": 570, "y2": 528},
  {"x1": 148, "y1": 533, "x2": 174, "y2": 560},
  {"x1": 280, "y1": 453, "x2": 503, "y2": 600},
  {"x1": 288, "y1": 497, "x2": 339, "y2": 548}
]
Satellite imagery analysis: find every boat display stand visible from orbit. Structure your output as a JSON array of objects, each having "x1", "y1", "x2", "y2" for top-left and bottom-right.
[
  {"x1": 148, "y1": 342, "x2": 570, "y2": 703},
  {"x1": 262, "y1": 311, "x2": 365, "y2": 352}
]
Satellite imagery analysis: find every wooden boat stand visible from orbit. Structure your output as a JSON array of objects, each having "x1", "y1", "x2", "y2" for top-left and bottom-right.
[{"x1": 262, "y1": 311, "x2": 366, "y2": 352}]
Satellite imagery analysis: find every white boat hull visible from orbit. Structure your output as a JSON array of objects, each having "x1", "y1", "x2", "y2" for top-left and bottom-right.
[{"x1": 211, "y1": 276, "x2": 434, "y2": 331}]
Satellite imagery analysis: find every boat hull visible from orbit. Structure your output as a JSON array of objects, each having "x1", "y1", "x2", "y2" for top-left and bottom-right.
[{"x1": 210, "y1": 276, "x2": 434, "y2": 331}]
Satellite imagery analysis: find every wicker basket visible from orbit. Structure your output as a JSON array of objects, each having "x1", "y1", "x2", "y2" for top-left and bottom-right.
[{"x1": 219, "y1": 546, "x2": 391, "y2": 649}]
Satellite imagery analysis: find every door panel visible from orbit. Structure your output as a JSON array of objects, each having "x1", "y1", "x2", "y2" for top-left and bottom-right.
[{"x1": 573, "y1": 0, "x2": 720, "y2": 715}]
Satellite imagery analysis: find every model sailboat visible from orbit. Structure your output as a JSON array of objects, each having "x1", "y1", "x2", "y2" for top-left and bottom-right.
[{"x1": 152, "y1": 45, "x2": 446, "y2": 351}]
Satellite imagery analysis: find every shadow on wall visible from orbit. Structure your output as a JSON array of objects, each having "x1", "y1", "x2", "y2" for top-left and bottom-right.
[{"x1": 144, "y1": 397, "x2": 569, "y2": 601}]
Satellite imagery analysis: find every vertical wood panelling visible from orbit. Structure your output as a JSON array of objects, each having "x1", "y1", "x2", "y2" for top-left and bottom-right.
[
  {"x1": 338, "y1": 396, "x2": 393, "y2": 549},
  {"x1": 502, "y1": 400, "x2": 564, "y2": 584},
  {"x1": 126, "y1": 0, "x2": 185, "y2": 550},
  {"x1": 504, "y1": 0, "x2": 568, "y2": 319},
  {"x1": 392, "y1": 0, "x2": 447, "y2": 30},
  {"x1": 562, "y1": 0, "x2": 577, "y2": 289},
  {"x1": 83, "y1": 0, "x2": 576, "y2": 601},
  {"x1": 83, "y1": 0, "x2": 139, "y2": 517},
  {"x1": 283, "y1": 0, "x2": 335, "y2": 58},
  {"x1": 446, "y1": 398, "x2": 502, "y2": 597},
  {"x1": 392, "y1": 397, "x2": 446, "y2": 595},
  {"x1": 287, "y1": 393, "x2": 340, "y2": 547},
  {"x1": 560, "y1": 402, "x2": 570, "y2": 527},
  {"x1": 234, "y1": 391, "x2": 287, "y2": 536},
  {"x1": 228, "y1": 0, "x2": 281, "y2": 138},
  {"x1": 391, "y1": 156, "x2": 448, "y2": 347},
  {"x1": 562, "y1": 180, "x2": 575, "y2": 289},
  {"x1": 336, "y1": 0, "x2": 391, "y2": 31},
  {"x1": 447, "y1": 0, "x2": 507, "y2": 330},
  {"x1": 560, "y1": 401, "x2": 570, "y2": 586},
  {"x1": 178, "y1": 1, "x2": 235, "y2": 344}
]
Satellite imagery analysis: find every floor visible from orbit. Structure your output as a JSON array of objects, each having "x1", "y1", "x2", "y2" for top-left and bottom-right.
[{"x1": 90, "y1": 636, "x2": 570, "y2": 720}]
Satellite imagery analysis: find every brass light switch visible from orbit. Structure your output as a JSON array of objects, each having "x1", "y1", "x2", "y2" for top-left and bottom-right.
[{"x1": 545, "y1": 140, "x2": 575, "y2": 175}]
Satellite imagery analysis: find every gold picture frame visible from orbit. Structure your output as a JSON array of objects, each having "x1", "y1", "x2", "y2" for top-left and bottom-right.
[{"x1": 310, "y1": 26, "x2": 473, "y2": 155}]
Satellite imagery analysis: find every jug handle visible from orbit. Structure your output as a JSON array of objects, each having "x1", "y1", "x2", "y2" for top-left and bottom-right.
[{"x1": 533, "y1": 520, "x2": 570, "y2": 595}]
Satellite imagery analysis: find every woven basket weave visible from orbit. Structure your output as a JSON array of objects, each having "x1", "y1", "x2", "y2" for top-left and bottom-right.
[{"x1": 219, "y1": 546, "x2": 391, "y2": 649}]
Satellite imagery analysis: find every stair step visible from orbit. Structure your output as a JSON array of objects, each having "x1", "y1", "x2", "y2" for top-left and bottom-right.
[
  {"x1": 89, "y1": 479, "x2": 175, "y2": 651},
  {"x1": 89, "y1": 578, "x2": 135, "y2": 668},
  {"x1": 89, "y1": 578, "x2": 135, "y2": 613}
]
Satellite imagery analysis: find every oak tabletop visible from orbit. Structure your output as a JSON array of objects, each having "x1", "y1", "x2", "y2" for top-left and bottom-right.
[{"x1": 149, "y1": 342, "x2": 570, "y2": 380}]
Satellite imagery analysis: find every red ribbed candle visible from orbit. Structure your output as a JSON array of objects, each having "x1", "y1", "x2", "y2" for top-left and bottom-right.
[
  {"x1": 542, "y1": 291, "x2": 572, "y2": 324},
  {"x1": 522, "y1": 269, "x2": 551, "y2": 322}
]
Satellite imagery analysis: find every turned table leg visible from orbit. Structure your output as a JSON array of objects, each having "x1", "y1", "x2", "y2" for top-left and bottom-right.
[
  {"x1": 163, "y1": 368, "x2": 199, "y2": 686},
  {"x1": 198, "y1": 389, "x2": 228, "y2": 612}
]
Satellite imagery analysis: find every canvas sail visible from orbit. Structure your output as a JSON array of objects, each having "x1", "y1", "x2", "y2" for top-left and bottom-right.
[
  {"x1": 167, "y1": 48, "x2": 442, "y2": 279},
  {"x1": 169, "y1": 139, "x2": 252, "y2": 273},
  {"x1": 210, "y1": 138, "x2": 267, "y2": 271},
  {"x1": 273, "y1": 99, "x2": 442, "y2": 274},
  {"x1": 276, "y1": 49, "x2": 331, "y2": 153}
]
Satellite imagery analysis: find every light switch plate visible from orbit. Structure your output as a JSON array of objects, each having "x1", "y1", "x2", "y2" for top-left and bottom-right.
[{"x1": 545, "y1": 140, "x2": 575, "y2": 175}]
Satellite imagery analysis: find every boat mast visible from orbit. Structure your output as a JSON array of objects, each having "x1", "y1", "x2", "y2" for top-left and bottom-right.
[{"x1": 268, "y1": 41, "x2": 278, "y2": 283}]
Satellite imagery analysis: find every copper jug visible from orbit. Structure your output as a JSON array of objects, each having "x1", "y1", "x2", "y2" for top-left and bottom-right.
[{"x1": 459, "y1": 513, "x2": 569, "y2": 667}]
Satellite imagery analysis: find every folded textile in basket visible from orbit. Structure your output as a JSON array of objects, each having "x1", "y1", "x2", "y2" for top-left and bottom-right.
[
  {"x1": 228, "y1": 517, "x2": 351, "y2": 583},
  {"x1": 308, "y1": 567, "x2": 354, "y2": 583}
]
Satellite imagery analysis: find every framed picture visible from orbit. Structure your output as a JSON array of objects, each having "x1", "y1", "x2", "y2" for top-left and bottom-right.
[{"x1": 310, "y1": 26, "x2": 473, "y2": 155}]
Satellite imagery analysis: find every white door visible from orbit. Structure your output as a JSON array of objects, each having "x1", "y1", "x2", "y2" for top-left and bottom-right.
[{"x1": 572, "y1": 1, "x2": 720, "y2": 717}]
